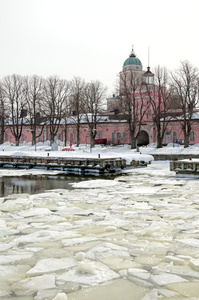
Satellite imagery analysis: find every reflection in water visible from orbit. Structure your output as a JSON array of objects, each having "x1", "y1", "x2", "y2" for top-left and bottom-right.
[{"x1": 0, "y1": 174, "x2": 106, "y2": 197}]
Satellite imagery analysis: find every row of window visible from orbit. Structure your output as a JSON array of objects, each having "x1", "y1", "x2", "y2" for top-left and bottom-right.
[{"x1": 165, "y1": 131, "x2": 195, "y2": 144}]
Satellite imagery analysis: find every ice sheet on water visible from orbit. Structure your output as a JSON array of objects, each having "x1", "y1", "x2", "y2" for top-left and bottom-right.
[
  {"x1": 150, "y1": 273, "x2": 188, "y2": 286},
  {"x1": 57, "y1": 261, "x2": 119, "y2": 286},
  {"x1": 13, "y1": 229, "x2": 81, "y2": 244},
  {"x1": 166, "y1": 281, "x2": 199, "y2": 298},
  {"x1": 0, "y1": 252, "x2": 34, "y2": 265},
  {"x1": 62, "y1": 236, "x2": 101, "y2": 247},
  {"x1": 141, "y1": 289, "x2": 158, "y2": 300},
  {"x1": 18, "y1": 207, "x2": 52, "y2": 217},
  {"x1": 128, "y1": 268, "x2": 151, "y2": 280},
  {"x1": 0, "y1": 265, "x2": 30, "y2": 282},
  {"x1": 11, "y1": 274, "x2": 56, "y2": 296},
  {"x1": 54, "y1": 206, "x2": 93, "y2": 216},
  {"x1": 177, "y1": 238, "x2": 199, "y2": 248},
  {"x1": 71, "y1": 179, "x2": 119, "y2": 189},
  {"x1": 66, "y1": 278, "x2": 149, "y2": 300},
  {"x1": 86, "y1": 242, "x2": 130, "y2": 260},
  {"x1": 27, "y1": 257, "x2": 77, "y2": 275},
  {"x1": 189, "y1": 258, "x2": 199, "y2": 271}
]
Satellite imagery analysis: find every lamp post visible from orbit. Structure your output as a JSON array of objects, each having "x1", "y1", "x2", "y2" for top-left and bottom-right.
[
  {"x1": 90, "y1": 128, "x2": 97, "y2": 153},
  {"x1": 30, "y1": 129, "x2": 36, "y2": 152}
]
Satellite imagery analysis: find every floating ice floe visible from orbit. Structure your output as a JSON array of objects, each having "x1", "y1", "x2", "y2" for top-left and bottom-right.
[
  {"x1": 71, "y1": 179, "x2": 119, "y2": 189},
  {"x1": 18, "y1": 207, "x2": 52, "y2": 217},
  {"x1": 150, "y1": 273, "x2": 188, "y2": 286},
  {"x1": 27, "y1": 257, "x2": 77, "y2": 275},
  {"x1": 57, "y1": 261, "x2": 119, "y2": 286},
  {"x1": 52, "y1": 293, "x2": 68, "y2": 300},
  {"x1": 13, "y1": 229, "x2": 81, "y2": 244},
  {"x1": 177, "y1": 238, "x2": 199, "y2": 248},
  {"x1": 11, "y1": 274, "x2": 56, "y2": 295},
  {"x1": 189, "y1": 258, "x2": 199, "y2": 271}
]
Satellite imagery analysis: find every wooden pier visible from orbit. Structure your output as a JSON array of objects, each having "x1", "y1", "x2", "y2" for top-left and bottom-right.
[
  {"x1": 170, "y1": 159, "x2": 199, "y2": 176},
  {"x1": 0, "y1": 155, "x2": 127, "y2": 175}
]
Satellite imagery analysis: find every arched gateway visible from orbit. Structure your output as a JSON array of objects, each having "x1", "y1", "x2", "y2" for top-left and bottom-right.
[{"x1": 136, "y1": 130, "x2": 149, "y2": 146}]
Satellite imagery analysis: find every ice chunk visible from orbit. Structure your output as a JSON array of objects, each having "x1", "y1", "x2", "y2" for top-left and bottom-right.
[
  {"x1": 62, "y1": 236, "x2": 99, "y2": 247},
  {"x1": 166, "y1": 281, "x2": 199, "y2": 297},
  {"x1": 76, "y1": 252, "x2": 86, "y2": 261},
  {"x1": 0, "y1": 282, "x2": 11, "y2": 297},
  {"x1": 189, "y1": 258, "x2": 199, "y2": 271},
  {"x1": 0, "y1": 265, "x2": 30, "y2": 282},
  {"x1": 177, "y1": 238, "x2": 199, "y2": 248},
  {"x1": 53, "y1": 293, "x2": 68, "y2": 300},
  {"x1": 134, "y1": 255, "x2": 162, "y2": 267},
  {"x1": 0, "y1": 253, "x2": 34, "y2": 265},
  {"x1": 151, "y1": 273, "x2": 188, "y2": 286},
  {"x1": 11, "y1": 274, "x2": 56, "y2": 295},
  {"x1": 128, "y1": 268, "x2": 150, "y2": 280},
  {"x1": 57, "y1": 261, "x2": 119, "y2": 286},
  {"x1": 165, "y1": 255, "x2": 185, "y2": 265},
  {"x1": 35, "y1": 289, "x2": 58, "y2": 300},
  {"x1": 158, "y1": 288, "x2": 180, "y2": 297},
  {"x1": 27, "y1": 257, "x2": 77, "y2": 275},
  {"x1": 86, "y1": 242, "x2": 130, "y2": 260},
  {"x1": 13, "y1": 230, "x2": 81, "y2": 244},
  {"x1": 18, "y1": 207, "x2": 52, "y2": 217},
  {"x1": 71, "y1": 179, "x2": 119, "y2": 189},
  {"x1": 76, "y1": 261, "x2": 96, "y2": 275},
  {"x1": 141, "y1": 289, "x2": 158, "y2": 300},
  {"x1": 66, "y1": 278, "x2": 149, "y2": 300},
  {"x1": 100, "y1": 258, "x2": 137, "y2": 271},
  {"x1": 0, "y1": 242, "x2": 14, "y2": 252},
  {"x1": 0, "y1": 219, "x2": 7, "y2": 229}
]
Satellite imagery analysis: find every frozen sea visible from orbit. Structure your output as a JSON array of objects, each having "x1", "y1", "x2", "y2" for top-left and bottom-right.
[
  {"x1": 1, "y1": 142, "x2": 199, "y2": 299},
  {"x1": 0, "y1": 159, "x2": 199, "y2": 299}
]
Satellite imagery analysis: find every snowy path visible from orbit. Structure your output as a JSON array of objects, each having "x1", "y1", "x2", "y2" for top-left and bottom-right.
[{"x1": 0, "y1": 161, "x2": 199, "y2": 299}]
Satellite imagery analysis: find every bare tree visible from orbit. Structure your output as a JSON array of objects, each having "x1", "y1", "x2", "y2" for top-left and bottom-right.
[
  {"x1": 0, "y1": 82, "x2": 8, "y2": 144},
  {"x1": 83, "y1": 80, "x2": 107, "y2": 147},
  {"x1": 2, "y1": 74, "x2": 27, "y2": 146},
  {"x1": 118, "y1": 70, "x2": 149, "y2": 149},
  {"x1": 42, "y1": 76, "x2": 69, "y2": 145},
  {"x1": 171, "y1": 61, "x2": 199, "y2": 148},
  {"x1": 25, "y1": 75, "x2": 45, "y2": 146},
  {"x1": 69, "y1": 77, "x2": 85, "y2": 146},
  {"x1": 145, "y1": 66, "x2": 171, "y2": 148}
]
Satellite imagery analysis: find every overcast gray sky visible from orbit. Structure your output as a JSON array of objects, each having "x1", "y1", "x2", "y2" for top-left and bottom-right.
[{"x1": 0, "y1": 0, "x2": 198, "y2": 94}]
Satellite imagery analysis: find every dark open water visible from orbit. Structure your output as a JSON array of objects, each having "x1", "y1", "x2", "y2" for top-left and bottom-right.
[{"x1": 0, "y1": 173, "x2": 113, "y2": 197}]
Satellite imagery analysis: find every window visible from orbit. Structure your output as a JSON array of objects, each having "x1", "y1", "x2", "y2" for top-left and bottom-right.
[
  {"x1": 58, "y1": 132, "x2": 61, "y2": 140},
  {"x1": 70, "y1": 133, "x2": 73, "y2": 142},
  {"x1": 21, "y1": 133, "x2": 25, "y2": 142},
  {"x1": 123, "y1": 131, "x2": 127, "y2": 142},
  {"x1": 98, "y1": 131, "x2": 102, "y2": 139},
  {"x1": 165, "y1": 132, "x2": 171, "y2": 144},
  {"x1": 111, "y1": 131, "x2": 115, "y2": 142},
  {"x1": 190, "y1": 131, "x2": 195, "y2": 141},
  {"x1": 173, "y1": 132, "x2": 177, "y2": 143},
  {"x1": 5, "y1": 132, "x2": 8, "y2": 142}
]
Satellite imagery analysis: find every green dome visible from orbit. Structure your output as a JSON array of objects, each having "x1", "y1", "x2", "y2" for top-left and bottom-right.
[
  {"x1": 123, "y1": 47, "x2": 142, "y2": 67},
  {"x1": 123, "y1": 57, "x2": 142, "y2": 67}
]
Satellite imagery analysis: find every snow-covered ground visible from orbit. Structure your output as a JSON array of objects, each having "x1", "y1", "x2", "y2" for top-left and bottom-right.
[
  {"x1": 0, "y1": 142, "x2": 199, "y2": 299},
  {"x1": 1, "y1": 141, "x2": 199, "y2": 167}
]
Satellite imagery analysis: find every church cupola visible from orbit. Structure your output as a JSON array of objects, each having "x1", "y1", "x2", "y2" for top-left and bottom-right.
[{"x1": 123, "y1": 46, "x2": 142, "y2": 72}]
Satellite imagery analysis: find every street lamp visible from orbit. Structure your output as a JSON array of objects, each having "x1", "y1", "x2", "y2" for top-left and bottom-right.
[
  {"x1": 30, "y1": 129, "x2": 36, "y2": 152},
  {"x1": 90, "y1": 128, "x2": 97, "y2": 153}
]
